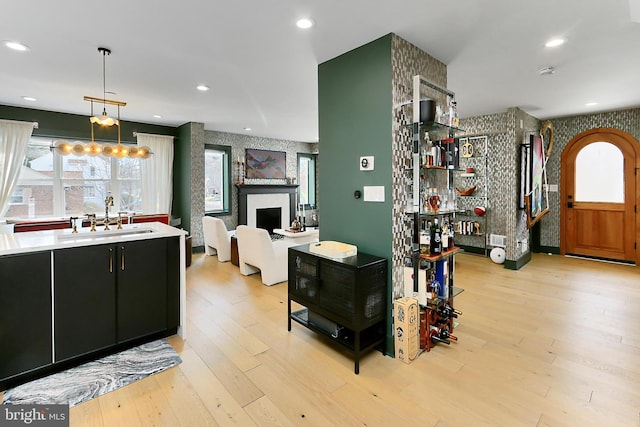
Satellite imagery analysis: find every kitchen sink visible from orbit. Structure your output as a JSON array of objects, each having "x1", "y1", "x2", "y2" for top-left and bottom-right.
[{"x1": 56, "y1": 227, "x2": 155, "y2": 241}]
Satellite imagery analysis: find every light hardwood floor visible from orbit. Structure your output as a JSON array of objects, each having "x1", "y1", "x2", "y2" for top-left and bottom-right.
[{"x1": 17, "y1": 252, "x2": 640, "y2": 426}]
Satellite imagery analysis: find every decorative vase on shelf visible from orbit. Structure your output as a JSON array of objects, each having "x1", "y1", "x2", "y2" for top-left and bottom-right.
[{"x1": 455, "y1": 185, "x2": 476, "y2": 196}]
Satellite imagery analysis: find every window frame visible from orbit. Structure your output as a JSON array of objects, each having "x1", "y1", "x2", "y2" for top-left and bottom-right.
[
  {"x1": 297, "y1": 153, "x2": 316, "y2": 208},
  {"x1": 5, "y1": 136, "x2": 143, "y2": 219},
  {"x1": 204, "y1": 143, "x2": 231, "y2": 216}
]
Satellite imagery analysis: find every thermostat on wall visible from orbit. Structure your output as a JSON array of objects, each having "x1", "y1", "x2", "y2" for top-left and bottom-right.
[{"x1": 360, "y1": 156, "x2": 374, "y2": 171}]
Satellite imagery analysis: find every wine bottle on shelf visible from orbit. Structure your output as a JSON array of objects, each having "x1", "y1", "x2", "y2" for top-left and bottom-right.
[
  {"x1": 429, "y1": 327, "x2": 450, "y2": 345},
  {"x1": 430, "y1": 218, "x2": 442, "y2": 255},
  {"x1": 439, "y1": 328, "x2": 458, "y2": 342},
  {"x1": 437, "y1": 304, "x2": 462, "y2": 319},
  {"x1": 429, "y1": 326, "x2": 458, "y2": 344},
  {"x1": 442, "y1": 218, "x2": 449, "y2": 251}
]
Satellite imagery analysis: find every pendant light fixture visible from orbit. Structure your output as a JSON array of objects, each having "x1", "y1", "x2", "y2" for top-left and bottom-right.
[
  {"x1": 52, "y1": 47, "x2": 152, "y2": 159},
  {"x1": 89, "y1": 47, "x2": 118, "y2": 126}
]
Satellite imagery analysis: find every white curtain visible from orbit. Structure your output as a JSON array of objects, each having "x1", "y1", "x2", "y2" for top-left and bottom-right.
[
  {"x1": 137, "y1": 133, "x2": 174, "y2": 214},
  {"x1": 0, "y1": 120, "x2": 35, "y2": 217}
]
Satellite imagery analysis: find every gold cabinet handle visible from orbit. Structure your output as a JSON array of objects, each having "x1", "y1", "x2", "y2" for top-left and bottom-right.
[
  {"x1": 109, "y1": 247, "x2": 113, "y2": 273},
  {"x1": 121, "y1": 246, "x2": 125, "y2": 271}
]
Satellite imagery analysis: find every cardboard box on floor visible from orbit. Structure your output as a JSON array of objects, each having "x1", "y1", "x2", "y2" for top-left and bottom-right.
[{"x1": 394, "y1": 297, "x2": 419, "y2": 364}]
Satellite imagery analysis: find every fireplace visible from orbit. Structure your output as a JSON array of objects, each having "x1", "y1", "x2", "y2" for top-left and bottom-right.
[
  {"x1": 256, "y1": 207, "x2": 281, "y2": 234},
  {"x1": 236, "y1": 184, "x2": 298, "y2": 230}
]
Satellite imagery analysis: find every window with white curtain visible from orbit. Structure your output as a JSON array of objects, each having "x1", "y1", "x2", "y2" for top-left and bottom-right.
[{"x1": 5, "y1": 136, "x2": 142, "y2": 219}]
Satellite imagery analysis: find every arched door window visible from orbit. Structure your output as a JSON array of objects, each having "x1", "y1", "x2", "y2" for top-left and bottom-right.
[{"x1": 574, "y1": 142, "x2": 624, "y2": 203}]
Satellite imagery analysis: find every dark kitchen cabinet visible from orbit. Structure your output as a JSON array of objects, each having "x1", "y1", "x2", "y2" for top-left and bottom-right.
[
  {"x1": 54, "y1": 236, "x2": 180, "y2": 362},
  {"x1": 54, "y1": 244, "x2": 117, "y2": 361},
  {"x1": 117, "y1": 238, "x2": 169, "y2": 343},
  {"x1": 0, "y1": 251, "x2": 52, "y2": 381}
]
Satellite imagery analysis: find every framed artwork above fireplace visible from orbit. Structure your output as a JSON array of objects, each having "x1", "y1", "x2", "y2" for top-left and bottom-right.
[{"x1": 245, "y1": 148, "x2": 286, "y2": 179}]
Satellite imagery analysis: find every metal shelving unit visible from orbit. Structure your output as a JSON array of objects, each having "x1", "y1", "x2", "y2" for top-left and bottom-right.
[
  {"x1": 403, "y1": 75, "x2": 464, "y2": 352},
  {"x1": 454, "y1": 136, "x2": 489, "y2": 255}
]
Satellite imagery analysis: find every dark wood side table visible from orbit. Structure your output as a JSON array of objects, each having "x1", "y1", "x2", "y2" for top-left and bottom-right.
[{"x1": 230, "y1": 235, "x2": 239, "y2": 266}]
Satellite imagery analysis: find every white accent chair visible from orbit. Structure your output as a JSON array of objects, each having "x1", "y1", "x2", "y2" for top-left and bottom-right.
[
  {"x1": 202, "y1": 216, "x2": 235, "y2": 262},
  {"x1": 235, "y1": 225, "x2": 297, "y2": 286}
]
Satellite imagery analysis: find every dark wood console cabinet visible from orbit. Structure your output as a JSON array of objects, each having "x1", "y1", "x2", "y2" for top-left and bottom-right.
[{"x1": 287, "y1": 244, "x2": 387, "y2": 374}]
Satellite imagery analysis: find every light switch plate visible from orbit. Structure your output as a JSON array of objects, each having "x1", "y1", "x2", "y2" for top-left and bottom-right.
[
  {"x1": 360, "y1": 156, "x2": 374, "y2": 171},
  {"x1": 363, "y1": 186, "x2": 384, "y2": 202}
]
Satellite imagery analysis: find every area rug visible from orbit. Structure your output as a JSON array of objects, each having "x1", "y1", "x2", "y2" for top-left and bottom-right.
[{"x1": 2, "y1": 339, "x2": 181, "y2": 407}]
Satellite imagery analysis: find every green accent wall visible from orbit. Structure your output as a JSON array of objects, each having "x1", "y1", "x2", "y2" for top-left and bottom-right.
[
  {"x1": 318, "y1": 34, "x2": 394, "y2": 355},
  {"x1": 174, "y1": 123, "x2": 193, "y2": 232},
  {"x1": 0, "y1": 105, "x2": 177, "y2": 143}
]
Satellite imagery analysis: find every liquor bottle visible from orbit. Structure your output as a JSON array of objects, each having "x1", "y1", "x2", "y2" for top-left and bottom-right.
[
  {"x1": 430, "y1": 218, "x2": 442, "y2": 255},
  {"x1": 424, "y1": 132, "x2": 434, "y2": 166},
  {"x1": 442, "y1": 218, "x2": 449, "y2": 250},
  {"x1": 420, "y1": 224, "x2": 430, "y2": 255},
  {"x1": 451, "y1": 100, "x2": 460, "y2": 128}
]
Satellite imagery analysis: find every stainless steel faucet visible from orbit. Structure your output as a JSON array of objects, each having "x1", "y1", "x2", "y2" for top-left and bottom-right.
[{"x1": 104, "y1": 193, "x2": 114, "y2": 230}]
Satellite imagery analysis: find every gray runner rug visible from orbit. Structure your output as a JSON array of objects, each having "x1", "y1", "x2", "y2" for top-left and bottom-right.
[{"x1": 2, "y1": 339, "x2": 181, "y2": 408}]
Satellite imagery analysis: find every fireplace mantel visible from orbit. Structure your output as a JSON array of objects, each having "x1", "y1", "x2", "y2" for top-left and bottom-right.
[{"x1": 236, "y1": 184, "x2": 298, "y2": 227}]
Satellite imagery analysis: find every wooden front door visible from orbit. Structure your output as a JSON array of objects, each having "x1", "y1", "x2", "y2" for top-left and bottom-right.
[{"x1": 561, "y1": 128, "x2": 639, "y2": 263}]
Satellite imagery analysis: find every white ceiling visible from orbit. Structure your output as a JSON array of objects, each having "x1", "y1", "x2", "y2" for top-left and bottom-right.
[{"x1": 1, "y1": 0, "x2": 639, "y2": 143}]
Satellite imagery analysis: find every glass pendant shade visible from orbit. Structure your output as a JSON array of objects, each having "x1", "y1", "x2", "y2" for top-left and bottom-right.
[
  {"x1": 101, "y1": 144, "x2": 114, "y2": 156},
  {"x1": 90, "y1": 109, "x2": 117, "y2": 127},
  {"x1": 128, "y1": 146, "x2": 141, "y2": 158},
  {"x1": 53, "y1": 140, "x2": 73, "y2": 156},
  {"x1": 138, "y1": 146, "x2": 152, "y2": 159},
  {"x1": 86, "y1": 142, "x2": 102, "y2": 156},
  {"x1": 113, "y1": 143, "x2": 129, "y2": 158},
  {"x1": 72, "y1": 143, "x2": 87, "y2": 156}
]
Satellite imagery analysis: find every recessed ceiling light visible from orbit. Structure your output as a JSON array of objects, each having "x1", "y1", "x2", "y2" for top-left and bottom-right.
[
  {"x1": 4, "y1": 41, "x2": 30, "y2": 51},
  {"x1": 197, "y1": 85, "x2": 210, "y2": 92},
  {"x1": 296, "y1": 18, "x2": 314, "y2": 29},
  {"x1": 153, "y1": 114, "x2": 162, "y2": 119},
  {"x1": 545, "y1": 38, "x2": 566, "y2": 48},
  {"x1": 244, "y1": 127, "x2": 252, "y2": 131},
  {"x1": 22, "y1": 96, "x2": 36, "y2": 102},
  {"x1": 539, "y1": 67, "x2": 556, "y2": 76},
  {"x1": 585, "y1": 102, "x2": 599, "y2": 106}
]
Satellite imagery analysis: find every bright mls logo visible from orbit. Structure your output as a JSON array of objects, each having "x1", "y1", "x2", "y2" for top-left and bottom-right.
[{"x1": 0, "y1": 405, "x2": 68, "y2": 426}]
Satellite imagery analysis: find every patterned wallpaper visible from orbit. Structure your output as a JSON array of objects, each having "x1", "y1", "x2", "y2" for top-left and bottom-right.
[
  {"x1": 194, "y1": 130, "x2": 316, "y2": 242},
  {"x1": 459, "y1": 108, "x2": 540, "y2": 263},
  {"x1": 188, "y1": 122, "x2": 206, "y2": 247},
  {"x1": 459, "y1": 107, "x2": 640, "y2": 259},
  {"x1": 539, "y1": 108, "x2": 640, "y2": 248},
  {"x1": 391, "y1": 34, "x2": 448, "y2": 299}
]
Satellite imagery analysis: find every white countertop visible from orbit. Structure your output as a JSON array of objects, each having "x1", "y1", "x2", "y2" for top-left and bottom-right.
[{"x1": 0, "y1": 222, "x2": 187, "y2": 256}]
